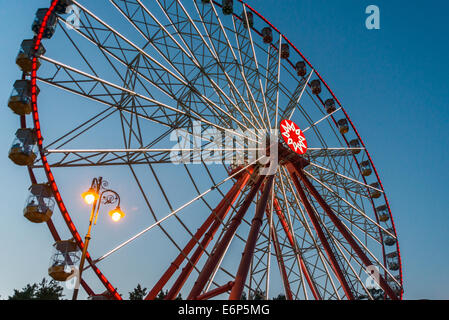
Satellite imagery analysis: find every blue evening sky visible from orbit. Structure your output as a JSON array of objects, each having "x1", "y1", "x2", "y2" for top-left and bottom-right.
[{"x1": 0, "y1": 0, "x2": 448, "y2": 299}]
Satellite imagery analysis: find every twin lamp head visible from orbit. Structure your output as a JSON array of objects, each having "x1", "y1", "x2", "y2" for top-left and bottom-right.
[{"x1": 81, "y1": 188, "x2": 125, "y2": 222}]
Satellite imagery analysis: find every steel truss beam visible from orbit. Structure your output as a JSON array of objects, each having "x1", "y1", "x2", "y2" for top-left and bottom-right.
[
  {"x1": 187, "y1": 174, "x2": 266, "y2": 299},
  {"x1": 161, "y1": 168, "x2": 253, "y2": 300},
  {"x1": 229, "y1": 174, "x2": 275, "y2": 299},
  {"x1": 286, "y1": 163, "x2": 355, "y2": 300},
  {"x1": 272, "y1": 198, "x2": 321, "y2": 300},
  {"x1": 290, "y1": 162, "x2": 399, "y2": 300}
]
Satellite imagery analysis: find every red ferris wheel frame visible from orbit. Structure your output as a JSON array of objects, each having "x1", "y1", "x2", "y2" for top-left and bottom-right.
[{"x1": 24, "y1": 0, "x2": 403, "y2": 300}]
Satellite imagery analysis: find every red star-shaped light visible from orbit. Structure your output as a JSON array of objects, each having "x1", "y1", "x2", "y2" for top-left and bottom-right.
[{"x1": 280, "y1": 119, "x2": 308, "y2": 155}]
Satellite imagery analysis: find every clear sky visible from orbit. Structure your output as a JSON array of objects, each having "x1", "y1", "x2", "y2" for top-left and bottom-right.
[{"x1": 0, "y1": 0, "x2": 448, "y2": 300}]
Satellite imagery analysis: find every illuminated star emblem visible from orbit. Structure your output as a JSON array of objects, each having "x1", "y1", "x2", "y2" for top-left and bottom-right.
[{"x1": 280, "y1": 119, "x2": 308, "y2": 155}]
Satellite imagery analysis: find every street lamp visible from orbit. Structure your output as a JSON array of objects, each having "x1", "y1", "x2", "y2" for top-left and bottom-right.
[{"x1": 72, "y1": 177, "x2": 124, "y2": 300}]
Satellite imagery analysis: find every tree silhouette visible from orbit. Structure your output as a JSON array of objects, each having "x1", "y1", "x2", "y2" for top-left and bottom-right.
[
  {"x1": 154, "y1": 289, "x2": 168, "y2": 300},
  {"x1": 129, "y1": 284, "x2": 148, "y2": 300},
  {"x1": 249, "y1": 289, "x2": 265, "y2": 300},
  {"x1": 8, "y1": 278, "x2": 64, "y2": 300},
  {"x1": 273, "y1": 294, "x2": 286, "y2": 300},
  {"x1": 153, "y1": 289, "x2": 183, "y2": 300}
]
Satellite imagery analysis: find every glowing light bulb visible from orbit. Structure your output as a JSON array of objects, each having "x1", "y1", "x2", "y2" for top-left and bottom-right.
[
  {"x1": 82, "y1": 188, "x2": 99, "y2": 205},
  {"x1": 84, "y1": 193, "x2": 96, "y2": 205},
  {"x1": 111, "y1": 211, "x2": 122, "y2": 222},
  {"x1": 109, "y1": 207, "x2": 125, "y2": 222}
]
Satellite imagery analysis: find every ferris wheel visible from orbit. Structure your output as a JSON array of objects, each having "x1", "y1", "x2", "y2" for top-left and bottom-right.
[{"x1": 8, "y1": 0, "x2": 403, "y2": 300}]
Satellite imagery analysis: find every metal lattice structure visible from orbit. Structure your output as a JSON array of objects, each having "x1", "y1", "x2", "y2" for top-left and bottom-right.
[{"x1": 11, "y1": 0, "x2": 403, "y2": 300}]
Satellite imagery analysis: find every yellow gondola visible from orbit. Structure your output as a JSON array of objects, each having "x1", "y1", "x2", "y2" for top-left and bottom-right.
[
  {"x1": 8, "y1": 128, "x2": 38, "y2": 166},
  {"x1": 48, "y1": 240, "x2": 80, "y2": 282},
  {"x1": 23, "y1": 183, "x2": 54, "y2": 223}
]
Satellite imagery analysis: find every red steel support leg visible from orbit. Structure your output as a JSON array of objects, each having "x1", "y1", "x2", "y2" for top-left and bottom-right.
[
  {"x1": 265, "y1": 207, "x2": 293, "y2": 300},
  {"x1": 145, "y1": 171, "x2": 251, "y2": 300},
  {"x1": 229, "y1": 175, "x2": 275, "y2": 300},
  {"x1": 272, "y1": 198, "x2": 322, "y2": 300},
  {"x1": 164, "y1": 171, "x2": 252, "y2": 300},
  {"x1": 292, "y1": 163, "x2": 399, "y2": 300},
  {"x1": 196, "y1": 281, "x2": 234, "y2": 300},
  {"x1": 187, "y1": 174, "x2": 266, "y2": 300},
  {"x1": 287, "y1": 164, "x2": 355, "y2": 300},
  {"x1": 27, "y1": 165, "x2": 95, "y2": 297}
]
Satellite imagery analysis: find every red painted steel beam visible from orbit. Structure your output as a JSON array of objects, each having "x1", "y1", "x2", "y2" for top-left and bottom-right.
[
  {"x1": 229, "y1": 175, "x2": 275, "y2": 300},
  {"x1": 286, "y1": 164, "x2": 355, "y2": 300},
  {"x1": 291, "y1": 163, "x2": 399, "y2": 300},
  {"x1": 27, "y1": 152, "x2": 95, "y2": 297},
  {"x1": 272, "y1": 198, "x2": 322, "y2": 300},
  {"x1": 29, "y1": 1, "x2": 121, "y2": 300},
  {"x1": 146, "y1": 170, "x2": 251, "y2": 300},
  {"x1": 187, "y1": 174, "x2": 266, "y2": 300},
  {"x1": 164, "y1": 170, "x2": 252, "y2": 300},
  {"x1": 196, "y1": 282, "x2": 234, "y2": 300},
  {"x1": 265, "y1": 207, "x2": 293, "y2": 300}
]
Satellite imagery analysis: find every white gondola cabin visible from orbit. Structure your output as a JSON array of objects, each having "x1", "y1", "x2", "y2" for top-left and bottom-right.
[
  {"x1": 387, "y1": 275, "x2": 402, "y2": 296},
  {"x1": 338, "y1": 119, "x2": 349, "y2": 134},
  {"x1": 48, "y1": 240, "x2": 80, "y2": 282},
  {"x1": 281, "y1": 44, "x2": 290, "y2": 59},
  {"x1": 32, "y1": 8, "x2": 57, "y2": 39},
  {"x1": 16, "y1": 39, "x2": 46, "y2": 73},
  {"x1": 8, "y1": 129, "x2": 38, "y2": 166},
  {"x1": 7, "y1": 80, "x2": 39, "y2": 116},
  {"x1": 324, "y1": 99, "x2": 336, "y2": 114},
  {"x1": 386, "y1": 252, "x2": 400, "y2": 271},
  {"x1": 222, "y1": 0, "x2": 233, "y2": 15},
  {"x1": 382, "y1": 228, "x2": 397, "y2": 246},
  {"x1": 310, "y1": 80, "x2": 321, "y2": 95},
  {"x1": 369, "y1": 182, "x2": 382, "y2": 199},
  {"x1": 242, "y1": 11, "x2": 253, "y2": 29},
  {"x1": 349, "y1": 139, "x2": 361, "y2": 154},
  {"x1": 55, "y1": 0, "x2": 73, "y2": 14},
  {"x1": 295, "y1": 61, "x2": 307, "y2": 77},
  {"x1": 360, "y1": 160, "x2": 372, "y2": 177},
  {"x1": 376, "y1": 205, "x2": 390, "y2": 222},
  {"x1": 261, "y1": 27, "x2": 273, "y2": 43},
  {"x1": 23, "y1": 183, "x2": 54, "y2": 223}
]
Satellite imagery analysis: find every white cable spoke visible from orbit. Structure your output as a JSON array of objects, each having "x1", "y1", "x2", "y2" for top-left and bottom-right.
[
  {"x1": 276, "y1": 174, "x2": 309, "y2": 300},
  {"x1": 289, "y1": 69, "x2": 314, "y2": 120},
  {"x1": 92, "y1": 157, "x2": 262, "y2": 264},
  {"x1": 324, "y1": 229, "x2": 375, "y2": 300},
  {"x1": 307, "y1": 162, "x2": 384, "y2": 194},
  {"x1": 46, "y1": 148, "x2": 263, "y2": 153},
  {"x1": 40, "y1": 55, "x2": 258, "y2": 145},
  {"x1": 189, "y1": 0, "x2": 266, "y2": 130},
  {"x1": 150, "y1": 0, "x2": 263, "y2": 131},
  {"x1": 280, "y1": 167, "x2": 342, "y2": 299},
  {"x1": 303, "y1": 170, "x2": 393, "y2": 240},
  {"x1": 279, "y1": 171, "x2": 333, "y2": 299},
  {"x1": 240, "y1": 3, "x2": 271, "y2": 130},
  {"x1": 202, "y1": 0, "x2": 268, "y2": 130},
  {"x1": 264, "y1": 173, "x2": 276, "y2": 299},
  {"x1": 302, "y1": 107, "x2": 342, "y2": 132},
  {"x1": 301, "y1": 172, "x2": 399, "y2": 285},
  {"x1": 304, "y1": 163, "x2": 396, "y2": 239},
  {"x1": 73, "y1": 0, "x2": 256, "y2": 135},
  {"x1": 274, "y1": 34, "x2": 282, "y2": 130},
  {"x1": 262, "y1": 45, "x2": 273, "y2": 126},
  {"x1": 107, "y1": 0, "x2": 234, "y2": 132},
  {"x1": 230, "y1": 13, "x2": 268, "y2": 131},
  {"x1": 307, "y1": 147, "x2": 365, "y2": 151}
]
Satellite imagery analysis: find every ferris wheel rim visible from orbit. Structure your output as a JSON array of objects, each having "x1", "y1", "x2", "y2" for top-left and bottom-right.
[{"x1": 24, "y1": 0, "x2": 403, "y2": 300}]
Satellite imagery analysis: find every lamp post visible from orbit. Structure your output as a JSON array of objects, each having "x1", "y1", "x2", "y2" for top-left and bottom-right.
[{"x1": 72, "y1": 177, "x2": 125, "y2": 300}]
